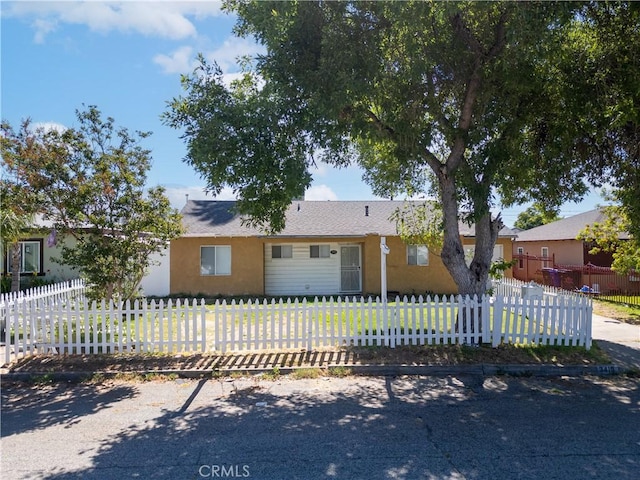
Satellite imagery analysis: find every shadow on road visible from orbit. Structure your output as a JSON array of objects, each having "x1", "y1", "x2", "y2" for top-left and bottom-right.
[
  {"x1": 596, "y1": 340, "x2": 640, "y2": 372},
  {"x1": 1, "y1": 381, "x2": 138, "y2": 437},
  {"x1": 3, "y1": 374, "x2": 636, "y2": 480}
]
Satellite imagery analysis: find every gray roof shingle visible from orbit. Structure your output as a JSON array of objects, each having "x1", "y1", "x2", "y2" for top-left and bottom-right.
[
  {"x1": 180, "y1": 200, "x2": 516, "y2": 239},
  {"x1": 515, "y1": 208, "x2": 629, "y2": 241}
]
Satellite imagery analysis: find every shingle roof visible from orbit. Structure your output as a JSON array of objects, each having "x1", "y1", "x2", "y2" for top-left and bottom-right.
[
  {"x1": 180, "y1": 200, "x2": 516, "y2": 239},
  {"x1": 515, "y1": 208, "x2": 629, "y2": 241}
]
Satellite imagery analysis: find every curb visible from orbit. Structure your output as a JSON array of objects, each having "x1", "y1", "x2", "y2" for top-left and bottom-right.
[{"x1": 0, "y1": 363, "x2": 624, "y2": 383}]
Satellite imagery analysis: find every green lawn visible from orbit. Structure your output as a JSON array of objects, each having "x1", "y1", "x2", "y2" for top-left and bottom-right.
[{"x1": 10, "y1": 298, "x2": 585, "y2": 354}]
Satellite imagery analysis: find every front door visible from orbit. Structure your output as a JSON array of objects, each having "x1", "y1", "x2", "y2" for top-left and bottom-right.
[{"x1": 340, "y1": 245, "x2": 361, "y2": 293}]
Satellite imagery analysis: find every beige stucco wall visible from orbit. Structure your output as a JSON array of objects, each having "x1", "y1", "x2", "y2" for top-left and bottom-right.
[
  {"x1": 512, "y1": 239, "x2": 584, "y2": 284},
  {"x1": 171, "y1": 234, "x2": 514, "y2": 297},
  {"x1": 369, "y1": 236, "x2": 458, "y2": 296},
  {"x1": 170, "y1": 236, "x2": 265, "y2": 297},
  {"x1": 513, "y1": 240, "x2": 584, "y2": 266}
]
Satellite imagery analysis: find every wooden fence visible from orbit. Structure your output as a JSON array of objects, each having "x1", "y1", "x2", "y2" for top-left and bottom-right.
[
  {"x1": 2, "y1": 281, "x2": 593, "y2": 364},
  {"x1": 0, "y1": 279, "x2": 86, "y2": 306}
]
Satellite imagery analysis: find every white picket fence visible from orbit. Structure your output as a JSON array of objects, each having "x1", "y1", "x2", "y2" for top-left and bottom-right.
[
  {"x1": 0, "y1": 279, "x2": 86, "y2": 306},
  {"x1": 210, "y1": 293, "x2": 592, "y2": 353},
  {"x1": 1, "y1": 280, "x2": 593, "y2": 365},
  {"x1": 492, "y1": 277, "x2": 584, "y2": 300}
]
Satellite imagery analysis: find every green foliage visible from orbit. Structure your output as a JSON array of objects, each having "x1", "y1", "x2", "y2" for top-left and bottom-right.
[
  {"x1": 1, "y1": 107, "x2": 184, "y2": 301},
  {"x1": 24, "y1": 274, "x2": 55, "y2": 290},
  {"x1": 578, "y1": 202, "x2": 639, "y2": 274},
  {"x1": 165, "y1": 1, "x2": 638, "y2": 295},
  {"x1": 290, "y1": 368, "x2": 323, "y2": 380},
  {"x1": 262, "y1": 366, "x2": 281, "y2": 380},
  {"x1": 1, "y1": 275, "x2": 11, "y2": 293},
  {"x1": 513, "y1": 203, "x2": 561, "y2": 231},
  {"x1": 560, "y1": 3, "x2": 639, "y2": 241},
  {"x1": 327, "y1": 366, "x2": 352, "y2": 378},
  {"x1": 390, "y1": 201, "x2": 444, "y2": 255},
  {"x1": 0, "y1": 138, "x2": 44, "y2": 293},
  {"x1": 489, "y1": 259, "x2": 517, "y2": 280},
  {"x1": 163, "y1": 60, "x2": 312, "y2": 233}
]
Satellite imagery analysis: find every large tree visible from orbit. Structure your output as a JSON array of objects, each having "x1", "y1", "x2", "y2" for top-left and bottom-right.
[
  {"x1": 164, "y1": 1, "x2": 636, "y2": 295},
  {"x1": 578, "y1": 199, "x2": 639, "y2": 274},
  {"x1": 569, "y1": 2, "x2": 640, "y2": 242},
  {"x1": 1, "y1": 108, "x2": 183, "y2": 301},
  {"x1": 572, "y1": 2, "x2": 640, "y2": 275}
]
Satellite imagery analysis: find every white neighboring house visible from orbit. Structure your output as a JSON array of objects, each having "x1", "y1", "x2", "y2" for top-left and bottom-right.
[
  {"x1": 1, "y1": 213, "x2": 171, "y2": 297},
  {"x1": 139, "y1": 247, "x2": 170, "y2": 297}
]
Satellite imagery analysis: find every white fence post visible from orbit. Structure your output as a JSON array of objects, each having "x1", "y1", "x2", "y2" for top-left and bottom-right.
[
  {"x1": 1, "y1": 278, "x2": 593, "y2": 362},
  {"x1": 492, "y1": 295, "x2": 503, "y2": 347}
]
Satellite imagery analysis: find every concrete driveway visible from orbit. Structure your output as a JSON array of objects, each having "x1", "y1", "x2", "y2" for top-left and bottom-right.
[
  {"x1": 591, "y1": 313, "x2": 640, "y2": 371},
  {"x1": 2, "y1": 374, "x2": 639, "y2": 480}
]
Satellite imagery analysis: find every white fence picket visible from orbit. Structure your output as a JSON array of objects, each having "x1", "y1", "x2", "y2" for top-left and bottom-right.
[{"x1": 1, "y1": 280, "x2": 593, "y2": 364}]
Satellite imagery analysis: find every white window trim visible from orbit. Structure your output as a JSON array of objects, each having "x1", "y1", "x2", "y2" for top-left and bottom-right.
[
  {"x1": 464, "y1": 244, "x2": 506, "y2": 267},
  {"x1": 407, "y1": 244, "x2": 429, "y2": 266},
  {"x1": 517, "y1": 247, "x2": 524, "y2": 269},
  {"x1": 271, "y1": 244, "x2": 293, "y2": 259},
  {"x1": 310, "y1": 244, "x2": 330, "y2": 259},
  {"x1": 5, "y1": 240, "x2": 43, "y2": 274},
  {"x1": 200, "y1": 245, "x2": 231, "y2": 276},
  {"x1": 21, "y1": 240, "x2": 41, "y2": 273},
  {"x1": 541, "y1": 246, "x2": 549, "y2": 268}
]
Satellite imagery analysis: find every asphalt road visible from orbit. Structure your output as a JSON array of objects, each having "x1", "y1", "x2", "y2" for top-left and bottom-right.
[{"x1": 2, "y1": 374, "x2": 639, "y2": 480}]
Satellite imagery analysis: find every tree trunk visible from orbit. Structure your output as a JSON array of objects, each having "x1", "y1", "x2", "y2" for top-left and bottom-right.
[
  {"x1": 438, "y1": 175, "x2": 477, "y2": 295},
  {"x1": 436, "y1": 169, "x2": 502, "y2": 297},
  {"x1": 10, "y1": 242, "x2": 21, "y2": 293},
  {"x1": 436, "y1": 171, "x2": 502, "y2": 344}
]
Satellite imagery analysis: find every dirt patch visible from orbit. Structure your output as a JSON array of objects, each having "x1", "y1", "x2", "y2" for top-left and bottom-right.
[
  {"x1": 3, "y1": 343, "x2": 611, "y2": 375},
  {"x1": 593, "y1": 301, "x2": 640, "y2": 325}
]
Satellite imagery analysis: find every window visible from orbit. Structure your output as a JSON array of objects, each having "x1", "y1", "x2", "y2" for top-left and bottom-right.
[
  {"x1": 463, "y1": 244, "x2": 506, "y2": 267},
  {"x1": 21, "y1": 241, "x2": 41, "y2": 273},
  {"x1": 541, "y1": 247, "x2": 549, "y2": 268},
  {"x1": 517, "y1": 247, "x2": 524, "y2": 269},
  {"x1": 407, "y1": 245, "x2": 429, "y2": 266},
  {"x1": 200, "y1": 246, "x2": 231, "y2": 276},
  {"x1": 272, "y1": 245, "x2": 292, "y2": 259},
  {"x1": 4, "y1": 240, "x2": 42, "y2": 274},
  {"x1": 310, "y1": 245, "x2": 330, "y2": 258}
]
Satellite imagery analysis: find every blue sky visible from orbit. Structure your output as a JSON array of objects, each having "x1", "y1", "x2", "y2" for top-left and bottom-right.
[{"x1": 1, "y1": 1, "x2": 606, "y2": 227}]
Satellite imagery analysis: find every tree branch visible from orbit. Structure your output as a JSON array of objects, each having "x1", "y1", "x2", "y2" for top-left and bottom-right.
[
  {"x1": 447, "y1": 10, "x2": 508, "y2": 173},
  {"x1": 364, "y1": 108, "x2": 397, "y2": 138}
]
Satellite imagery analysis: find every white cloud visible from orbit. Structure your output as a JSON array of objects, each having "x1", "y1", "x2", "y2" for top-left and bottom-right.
[
  {"x1": 153, "y1": 46, "x2": 194, "y2": 75},
  {"x1": 310, "y1": 162, "x2": 329, "y2": 177},
  {"x1": 305, "y1": 185, "x2": 338, "y2": 201},
  {"x1": 154, "y1": 34, "x2": 265, "y2": 76},
  {"x1": 5, "y1": 1, "x2": 225, "y2": 42},
  {"x1": 220, "y1": 72, "x2": 245, "y2": 87},
  {"x1": 203, "y1": 37, "x2": 264, "y2": 73},
  {"x1": 32, "y1": 18, "x2": 57, "y2": 44},
  {"x1": 31, "y1": 122, "x2": 68, "y2": 134}
]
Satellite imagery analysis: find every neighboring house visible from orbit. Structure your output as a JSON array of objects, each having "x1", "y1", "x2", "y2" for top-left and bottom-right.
[
  {"x1": 1, "y1": 217, "x2": 170, "y2": 296},
  {"x1": 1, "y1": 220, "x2": 79, "y2": 285},
  {"x1": 171, "y1": 200, "x2": 515, "y2": 298},
  {"x1": 512, "y1": 208, "x2": 632, "y2": 291},
  {"x1": 139, "y1": 248, "x2": 171, "y2": 297}
]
